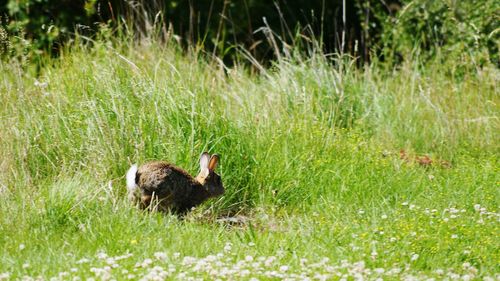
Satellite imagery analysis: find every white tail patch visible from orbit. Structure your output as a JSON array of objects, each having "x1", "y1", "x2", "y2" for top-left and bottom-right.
[{"x1": 126, "y1": 164, "x2": 138, "y2": 192}]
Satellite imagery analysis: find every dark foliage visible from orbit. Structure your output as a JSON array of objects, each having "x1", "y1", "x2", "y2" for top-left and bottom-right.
[{"x1": 0, "y1": 0, "x2": 497, "y2": 65}]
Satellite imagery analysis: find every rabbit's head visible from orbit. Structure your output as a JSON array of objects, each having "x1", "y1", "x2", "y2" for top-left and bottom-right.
[{"x1": 196, "y1": 152, "x2": 224, "y2": 197}]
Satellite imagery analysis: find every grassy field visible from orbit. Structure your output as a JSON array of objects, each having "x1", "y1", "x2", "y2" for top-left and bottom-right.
[{"x1": 0, "y1": 38, "x2": 499, "y2": 280}]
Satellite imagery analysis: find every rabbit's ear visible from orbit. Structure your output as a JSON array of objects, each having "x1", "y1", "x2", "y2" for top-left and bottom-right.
[
  {"x1": 200, "y1": 152, "x2": 210, "y2": 171},
  {"x1": 208, "y1": 154, "x2": 219, "y2": 171}
]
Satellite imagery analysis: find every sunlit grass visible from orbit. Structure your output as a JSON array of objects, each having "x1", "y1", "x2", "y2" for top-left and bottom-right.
[{"x1": 0, "y1": 38, "x2": 498, "y2": 279}]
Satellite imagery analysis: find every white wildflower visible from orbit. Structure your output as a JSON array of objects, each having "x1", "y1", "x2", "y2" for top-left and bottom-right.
[
  {"x1": 264, "y1": 256, "x2": 276, "y2": 267},
  {"x1": 224, "y1": 243, "x2": 232, "y2": 252},
  {"x1": 279, "y1": 265, "x2": 289, "y2": 272},
  {"x1": 374, "y1": 268, "x2": 385, "y2": 274},
  {"x1": 76, "y1": 258, "x2": 90, "y2": 264},
  {"x1": 0, "y1": 273, "x2": 10, "y2": 280},
  {"x1": 435, "y1": 269, "x2": 444, "y2": 275},
  {"x1": 154, "y1": 252, "x2": 167, "y2": 261},
  {"x1": 462, "y1": 274, "x2": 472, "y2": 281},
  {"x1": 410, "y1": 254, "x2": 419, "y2": 261},
  {"x1": 140, "y1": 258, "x2": 153, "y2": 267},
  {"x1": 182, "y1": 256, "x2": 196, "y2": 265},
  {"x1": 34, "y1": 80, "x2": 48, "y2": 88},
  {"x1": 96, "y1": 252, "x2": 108, "y2": 259}
]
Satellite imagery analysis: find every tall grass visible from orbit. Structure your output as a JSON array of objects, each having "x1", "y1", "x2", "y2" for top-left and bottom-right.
[{"x1": 0, "y1": 35, "x2": 498, "y2": 279}]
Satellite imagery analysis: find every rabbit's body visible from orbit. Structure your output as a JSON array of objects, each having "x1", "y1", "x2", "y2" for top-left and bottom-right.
[{"x1": 127, "y1": 153, "x2": 223, "y2": 214}]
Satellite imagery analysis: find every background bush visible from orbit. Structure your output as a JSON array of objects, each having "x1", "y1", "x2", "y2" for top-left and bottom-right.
[{"x1": 1, "y1": 0, "x2": 497, "y2": 65}]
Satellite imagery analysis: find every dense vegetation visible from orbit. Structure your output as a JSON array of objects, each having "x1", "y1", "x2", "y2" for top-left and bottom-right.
[
  {"x1": 1, "y1": 0, "x2": 499, "y2": 64},
  {"x1": 0, "y1": 1, "x2": 498, "y2": 280}
]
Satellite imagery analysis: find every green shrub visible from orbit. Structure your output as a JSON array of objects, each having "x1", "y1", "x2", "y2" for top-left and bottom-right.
[{"x1": 379, "y1": 0, "x2": 499, "y2": 65}]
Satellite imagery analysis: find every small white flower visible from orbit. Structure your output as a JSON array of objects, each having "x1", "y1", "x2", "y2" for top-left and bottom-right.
[
  {"x1": 462, "y1": 274, "x2": 472, "y2": 281},
  {"x1": 451, "y1": 234, "x2": 458, "y2": 239},
  {"x1": 141, "y1": 258, "x2": 153, "y2": 267},
  {"x1": 402, "y1": 202, "x2": 409, "y2": 206},
  {"x1": 19, "y1": 244, "x2": 26, "y2": 250},
  {"x1": 279, "y1": 265, "x2": 289, "y2": 272},
  {"x1": 154, "y1": 252, "x2": 167, "y2": 261},
  {"x1": 435, "y1": 269, "x2": 444, "y2": 275},
  {"x1": 410, "y1": 254, "x2": 419, "y2": 261},
  {"x1": 22, "y1": 263, "x2": 30, "y2": 269},
  {"x1": 76, "y1": 258, "x2": 90, "y2": 264},
  {"x1": 264, "y1": 256, "x2": 276, "y2": 267},
  {"x1": 34, "y1": 80, "x2": 48, "y2": 88},
  {"x1": 182, "y1": 256, "x2": 196, "y2": 265},
  {"x1": 381, "y1": 215, "x2": 388, "y2": 219}
]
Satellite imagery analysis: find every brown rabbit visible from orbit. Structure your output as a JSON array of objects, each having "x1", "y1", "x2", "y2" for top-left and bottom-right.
[{"x1": 126, "y1": 152, "x2": 224, "y2": 214}]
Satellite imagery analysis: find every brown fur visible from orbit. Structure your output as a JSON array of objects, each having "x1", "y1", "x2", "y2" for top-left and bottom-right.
[{"x1": 132, "y1": 157, "x2": 223, "y2": 214}]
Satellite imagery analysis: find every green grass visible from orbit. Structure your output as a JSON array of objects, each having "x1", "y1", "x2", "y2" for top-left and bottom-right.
[{"x1": 0, "y1": 38, "x2": 498, "y2": 280}]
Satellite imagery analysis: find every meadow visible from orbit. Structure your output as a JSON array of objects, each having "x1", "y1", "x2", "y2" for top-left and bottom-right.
[{"x1": 0, "y1": 36, "x2": 498, "y2": 280}]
